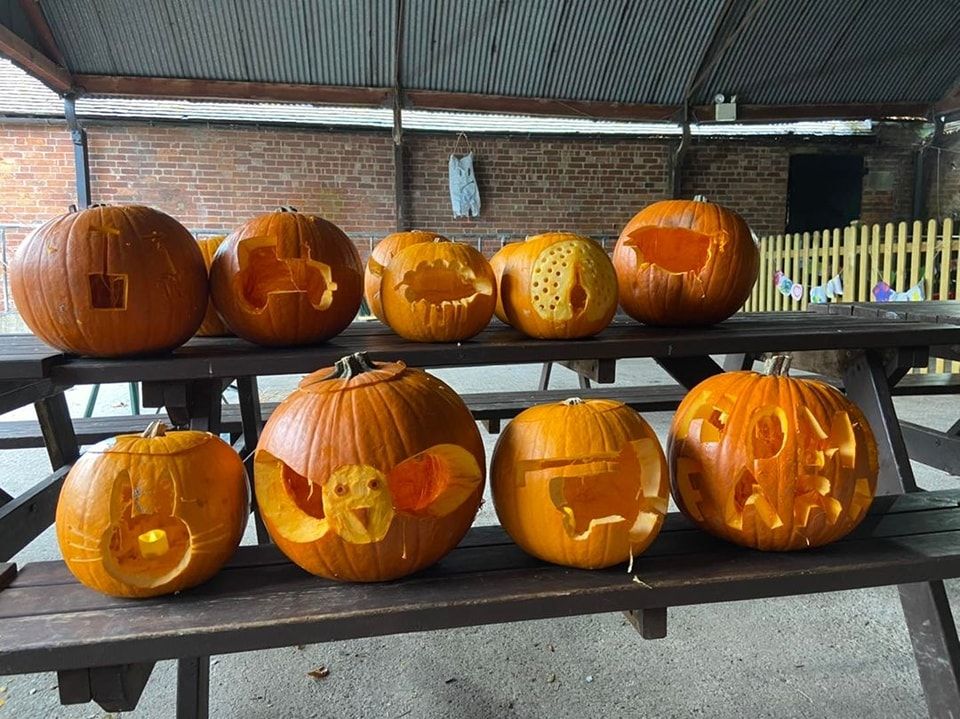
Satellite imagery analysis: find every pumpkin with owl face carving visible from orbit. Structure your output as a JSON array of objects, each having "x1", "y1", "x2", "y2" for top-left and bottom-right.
[
  {"x1": 209, "y1": 207, "x2": 363, "y2": 346},
  {"x1": 668, "y1": 356, "x2": 878, "y2": 551},
  {"x1": 56, "y1": 422, "x2": 249, "y2": 598},
  {"x1": 491, "y1": 233, "x2": 618, "y2": 339},
  {"x1": 253, "y1": 352, "x2": 485, "y2": 581}
]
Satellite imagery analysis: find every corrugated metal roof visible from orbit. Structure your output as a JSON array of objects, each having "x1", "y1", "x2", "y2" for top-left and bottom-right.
[
  {"x1": 698, "y1": 0, "x2": 960, "y2": 104},
  {"x1": 10, "y1": 0, "x2": 956, "y2": 109},
  {"x1": 0, "y1": 58, "x2": 873, "y2": 136},
  {"x1": 42, "y1": 0, "x2": 397, "y2": 85}
]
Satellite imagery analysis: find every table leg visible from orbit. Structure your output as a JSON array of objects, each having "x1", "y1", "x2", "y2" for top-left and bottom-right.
[
  {"x1": 949, "y1": 418, "x2": 960, "y2": 437},
  {"x1": 34, "y1": 392, "x2": 80, "y2": 470},
  {"x1": 538, "y1": 362, "x2": 552, "y2": 391},
  {"x1": 176, "y1": 656, "x2": 209, "y2": 719},
  {"x1": 844, "y1": 351, "x2": 960, "y2": 717},
  {"x1": 237, "y1": 376, "x2": 269, "y2": 544},
  {"x1": 655, "y1": 356, "x2": 725, "y2": 389}
]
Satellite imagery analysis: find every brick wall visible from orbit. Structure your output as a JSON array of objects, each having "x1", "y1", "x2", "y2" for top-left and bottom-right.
[{"x1": 0, "y1": 118, "x2": 927, "y2": 311}]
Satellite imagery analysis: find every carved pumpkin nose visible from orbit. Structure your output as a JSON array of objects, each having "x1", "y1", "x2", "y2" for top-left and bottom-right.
[
  {"x1": 138, "y1": 529, "x2": 170, "y2": 558},
  {"x1": 352, "y1": 506, "x2": 372, "y2": 528}
]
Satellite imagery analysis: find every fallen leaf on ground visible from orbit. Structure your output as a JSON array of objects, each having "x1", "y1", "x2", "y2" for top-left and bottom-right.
[
  {"x1": 444, "y1": 678, "x2": 457, "y2": 684},
  {"x1": 307, "y1": 666, "x2": 330, "y2": 680}
]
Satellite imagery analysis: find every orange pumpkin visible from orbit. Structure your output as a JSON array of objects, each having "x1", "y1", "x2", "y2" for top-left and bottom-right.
[
  {"x1": 364, "y1": 230, "x2": 443, "y2": 321},
  {"x1": 381, "y1": 239, "x2": 496, "y2": 342},
  {"x1": 613, "y1": 197, "x2": 759, "y2": 326},
  {"x1": 668, "y1": 356, "x2": 878, "y2": 551},
  {"x1": 56, "y1": 421, "x2": 249, "y2": 597},
  {"x1": 195, "y1": 235, "x2": 231, "y2": 336},
  {"x1": 489, "y1": 240, "x2": 522, "y2": 323},
  {"x1": 492, "y1": 398, "x2": 668, "y2": 569},
  {"x1": 209, "y1": 207, "x2": 362, "y2": 346},
  {"x1": 10, "y1": 204, "x2": 208, "y2": 357},
  {"x1": 254, "y1": 352, "x2": 485, "y2": 581},
  {"x1": 492, "y1": 233, "x2": 617, "y2": 339}
]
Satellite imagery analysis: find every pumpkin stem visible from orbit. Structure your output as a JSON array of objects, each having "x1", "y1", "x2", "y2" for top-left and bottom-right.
[
  {"x1": 142, "y1": 420, "x2": 168, "y2": 438},
  {"x1": 432, "y1": 237, "x2": 451, "y2": 243},
  {"x1": 764, "y1": 354, "x2": 792, "y2": 376},
  {"x1": 278, "y1": 205, "x2": 299, "y2": 213},
  {"x1": 693, "y1": 194, "x2": 708, "y2": 202},
  {"x1": 325, "y1": 352, "x2": 378, "y2": 380},
  {"x1": 562, "y1": 397, "x2": 585, "y2": 405}
]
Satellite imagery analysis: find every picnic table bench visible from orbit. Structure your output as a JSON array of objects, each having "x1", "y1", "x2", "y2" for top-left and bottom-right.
[{"x1": 2, "y1": 310, "x2": 960, "y2": 718}]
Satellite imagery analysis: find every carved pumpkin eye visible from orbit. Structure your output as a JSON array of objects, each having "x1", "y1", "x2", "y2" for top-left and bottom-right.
[
  {"x1": 334, "y1": 484, "x2": 348, "y2": 496},
  {"x1": 367, "y1": 479, "x2": 381, "y2": 491}
]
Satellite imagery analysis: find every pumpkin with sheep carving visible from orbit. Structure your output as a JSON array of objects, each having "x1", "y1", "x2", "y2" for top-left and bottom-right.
[
  {"x1": 10, "y1": 204, "x2": 208, "y2": 357},
  {"x1": 668, "y1": 356, "x2": 878, "y2": 551},
  {"x1": 492, "y1": 397, "x2": 668, "y2": 569},
  {"x1": 56, "y1": 422, "x2": 248, "y2": 598},
  {"x1": 364, "y1": 230, "x2": 442, "y2": 321},
  {"x1": 209, "y1": 207, "x2": 362, "y2": 346},
  {"x1": 380, "y1": 239, "x2": 496, "y2": 342},
  {"x1": 491, "y1": 233, "x2": 617, "y2": 339},
  {"x1": 613, "y1": 197, "x2": 759, "y2": 326},
  {"x1": 254, "y1": 352, "x2": 485, "y2": 581},
  {"x1": 195, "y1": 235, "x2": 231, "y2": 336}
]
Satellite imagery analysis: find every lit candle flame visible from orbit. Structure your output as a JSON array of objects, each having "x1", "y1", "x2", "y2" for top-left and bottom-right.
[{"x1": 138, "y1": 529, "x2": 169, "y2": 558}]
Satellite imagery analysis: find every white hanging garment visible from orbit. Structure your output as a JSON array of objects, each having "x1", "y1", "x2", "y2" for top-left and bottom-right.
[{"x1": 448, "y1": 139, "x2": 481, "y2": 218}]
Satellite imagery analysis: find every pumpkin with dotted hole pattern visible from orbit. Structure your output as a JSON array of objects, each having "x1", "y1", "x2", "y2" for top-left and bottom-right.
[{"x1": 492, "y1": 233, "x2": 617, "y2": 339}]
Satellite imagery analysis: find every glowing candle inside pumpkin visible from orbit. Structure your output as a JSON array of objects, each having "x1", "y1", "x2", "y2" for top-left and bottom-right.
[{"x1": 138, "y1": 529, "x2": 169, "y2": 558}]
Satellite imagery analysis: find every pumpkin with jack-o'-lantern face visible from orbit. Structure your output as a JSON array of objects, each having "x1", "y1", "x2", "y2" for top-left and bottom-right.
[
  {"x1": 364, "y1": 230, "x2": 442, "y2": 321},
  {"x1": 491, "y1": 233, "x2": 618, "y2": 339},
  {"x1": 492, "y1": 397, "x2": 668, "y2": 569},
  {"x1": 668, "y1": 356, "x2": 878, "y2": 551},
  {"x1": 56, "y1": 421, "x2": 249, "y2": 598},
  {"x1": 254, "y1": 352, "x2": 485, "y2": 581},
  {"x1": 209, "y1": 207, "x2": 362, "y2": 346}
]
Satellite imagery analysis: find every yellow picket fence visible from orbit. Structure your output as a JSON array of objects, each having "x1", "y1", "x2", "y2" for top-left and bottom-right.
[{"x1": 748, "y1": 218, "x2": 959, "y2": 373}]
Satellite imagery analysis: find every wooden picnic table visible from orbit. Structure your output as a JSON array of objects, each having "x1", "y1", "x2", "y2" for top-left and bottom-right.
[
  {"x1": 811, "y1": 301, "x2": 960, "y2": 477},
  {"x1": 2, "y1": 311, "x2": 960, "y2": 718}
]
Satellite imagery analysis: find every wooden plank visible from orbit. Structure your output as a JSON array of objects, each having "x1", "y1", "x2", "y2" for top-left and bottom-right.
[
  {"x1": 799, "y1": 231, "x2": 811, "y2": 311},
  {"x1": 842, "y1": 226, "x2": 857, "y2": 302},
  {"x1": 857, "y1": 225, "x2": 869, "y2": 302},
  {"x1": 896, "y1": 222, "x2": 909, "y2": 294},
  {"x1": 4, "y1": 525, "x2": 960, "y2": 675},
  {"x1": 28, "y1": 316, "x2": 960, "y2": 386},
  {"x1": 901, "y1": 422, "x2": 960, "y2": 475},
  {"x1": 34, "y1": 391, "x2": 79, "y2": 469},
  {"x1": 910, "y1": 221, "x2": 923, "y2": 292},
  {"x1": 0, "y1": 562, "x2": 16, "y2": 590},
  {"x1": 177, "y1": 657, "x2": 209, "y2": 719},
  {"x1": 624, "y1": 607, "x2": 667, "y2": 639},
  {"x1": 0, "y1": 337, "x2": 66, "y2": 380},
  {"x1": 870, "y1": 223, "x2": 882, "y2": 301},
  {"x1": 556, "y1": 358, "x2": 616, "y2": 384},
  {"x1": 59, "y1": 662, "x2": 156, "y2": 712},
  {"x1": 0, "y1": 378, "x2": 66, "y2": 415}
]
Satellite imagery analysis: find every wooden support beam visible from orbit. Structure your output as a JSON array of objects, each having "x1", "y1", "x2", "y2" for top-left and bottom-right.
[
  {"x1": 18, "y1": 0, "x2": 65, "y2": 66},
  {"x1": 0, "y1": 22, "x2": 71, "y2": 93},
  {"x1": 692, "y1": 101, "x2": 928, "y2": 122},
  {"x1": 59, "y1": 663, "x2": 156, "y2": 712},
  {"x1": 392, "y1": 0, "x2": 406, "y2": 231},
  {"x1": 0, "y1": 465, "x2": 71, "y2": 561},
  {"x1": 624, "y1": 607, "x2": 668, "y2": 640},
  {"x1": 0, "y1": 562, "x2": 16, "y2": 590},
  {"x1": 75, "y1": 74, "x2": 393, "y2": 107},
  {"x1": 64, "y1": 95, "x2": 91, "y2": 208},
  {"x1": 557, "y1": 358, "x2": 616, "y2": 384}
]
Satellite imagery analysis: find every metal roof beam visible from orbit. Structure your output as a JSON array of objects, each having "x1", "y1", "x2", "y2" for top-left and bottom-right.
[{"x1": 0, "y1": 22, "x2": 71, "y2": 93}]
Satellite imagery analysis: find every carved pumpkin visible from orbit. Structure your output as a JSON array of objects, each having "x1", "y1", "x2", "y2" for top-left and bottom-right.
[
  {"x1": 613, "y1": 197, "x2": 759, "y2": 326},
  {"x1": 381, "y1": 239, "x2": 496, "y2": 342},
  {"x1": 364, "y1": 230, "x2": 442, "y2": 321},
  {"x1": 254, "y1": 352, "x2": 485, "y2": 581},
  {"x1": 668, "y1": 356, "x2": 878, "y2": 551},
  {"x1": 56, "y1": 421, "x2": 248, "y2": 598},
  {"x1": 489, "y1": 240, "x2": 521, "y2": 323},
  {"x1": 492, "y1": 398, "x2": 668, "y2": 569},
  {"x1": 492, "y1": 233, "x2": 617, "y2": 339},
  {"x1": 10, "y1": 204, "x2": 208, "y2": 357},
  {"x1": 209, "y1": 207, "x2": 362, "y2": 346},
  {"x1": 195, "y1": 235, "x2": 231, "y2": 336}
]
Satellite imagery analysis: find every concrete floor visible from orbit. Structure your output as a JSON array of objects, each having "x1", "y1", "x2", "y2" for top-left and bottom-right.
[{"x1": 0, "y1": 358, "x2": 958, "y2": 718}]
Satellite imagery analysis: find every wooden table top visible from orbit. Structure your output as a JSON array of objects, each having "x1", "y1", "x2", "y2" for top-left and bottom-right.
[
  {"x1": 810, "y1": 301, "x2": 960, "y2": 325},
  {"x1": 1, "y1": 312, "x2": 959, "y2": 384}
]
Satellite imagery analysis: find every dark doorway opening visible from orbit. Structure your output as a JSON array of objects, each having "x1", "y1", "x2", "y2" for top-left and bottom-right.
[{"x1": 786, "y1": 154, "x2": 863, "y2": 233}]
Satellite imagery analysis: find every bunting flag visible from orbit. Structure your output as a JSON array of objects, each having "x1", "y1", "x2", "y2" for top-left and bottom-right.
[
  {"x1": 808, "y1": 273, "x2": 843, "y2": 304},
  {"x1": 873, "y1": 280, "x2": 924, "y2": 302}
]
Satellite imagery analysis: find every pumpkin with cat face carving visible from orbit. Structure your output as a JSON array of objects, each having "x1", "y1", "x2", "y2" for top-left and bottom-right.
[{"x1": 56, "y1": 421, "x2": 248, "y2": 597}]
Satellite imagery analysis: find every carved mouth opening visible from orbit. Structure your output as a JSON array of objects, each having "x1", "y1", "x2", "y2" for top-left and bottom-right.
[
  {"x1": 625, "y1": 227, "x2": 713, "y2": 274},
  {"x1": 398, "y1": 259, "x2": 492, "y2": 306},
  {"x1": 105, "y1": 512, "x2": 190, "y2": 583},
  {"x1": 89, "y1": 273, "x2": 128, "y2": 310},
  {"x1": 237, "y1": 239, "x2": 336, "y2": 311}
]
